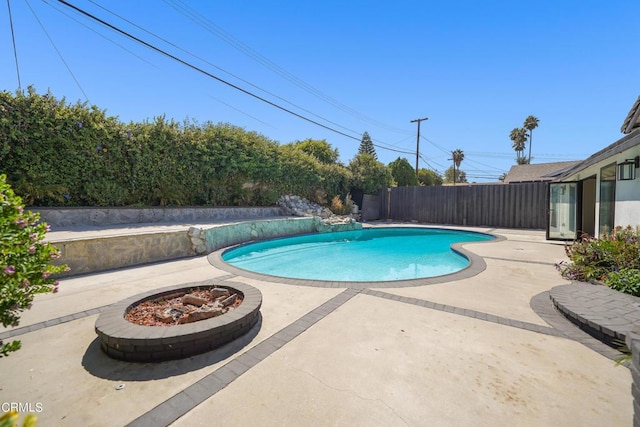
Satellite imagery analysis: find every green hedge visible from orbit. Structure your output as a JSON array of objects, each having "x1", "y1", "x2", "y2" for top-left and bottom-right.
[{"x1": 0, "y1": 88, "x2": 367, "y2": 207}]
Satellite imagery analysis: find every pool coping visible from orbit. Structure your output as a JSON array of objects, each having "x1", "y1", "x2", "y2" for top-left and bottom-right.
[{"x1": 207, "y1": 226, "x2": 506, "y2": 289}]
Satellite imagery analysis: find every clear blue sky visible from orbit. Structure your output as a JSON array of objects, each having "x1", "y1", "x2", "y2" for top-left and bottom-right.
[{"x1": 2, "y1": 0, "x2": 639, "y2": 182}]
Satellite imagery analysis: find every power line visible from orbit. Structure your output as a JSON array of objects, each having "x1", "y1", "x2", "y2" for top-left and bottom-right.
[
  {"x1": 462, "y1": 157, "x2": 504, "y2": 172},
  {"x1": 54, "y1": 0, "x2": 360, "y2": 141},
  {"x1": 209, "y1": 95, "x2": 276, "y2": 129},
  {"x1": 419, "y1": 152, "x2": 446, "y2": 169},
  {"x1": 26, "y1": 0, "x2": 90, "y2": 102},
  {"x1": 422, "y1": 136, "x2": 582, "y2": 163},
  {"x1": 465, "y1": 151, "x2": 585, "y2": 160},
  {"x1": 6, "y1": 0, "x2": 21, "y2": 89},
  {"x1": 162, "y1": 0, "x2": 413, "y2": 136},
  {"x1": 45, "y1": 0, "x2": 159, "y2": 69},
  {"x1": 370, "y1": 135, "x2": 415, "y2": 155},
  {"x1": 81, "y1": 0, "x2": 364, "y2": 138},
  {"x1": 418, "y1": 153, "x2": 443, "y2": 174},
  {"x1": 53, "y1": 0, "x2": 415, "y2": 156},
  {"x1": 390, "y1": 135, "x2": 415, "y2": 149},
  {"x1": 422, "y1": 135, "x2": 452, "y2": 155}
]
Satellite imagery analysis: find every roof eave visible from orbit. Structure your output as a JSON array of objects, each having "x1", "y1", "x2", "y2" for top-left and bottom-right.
[
  {"x1": 621, "y1": 95, "x2": 640, "y2": 134},
  {"x1": 556, "y1": 128, "x2": 640, "y2": 181}
]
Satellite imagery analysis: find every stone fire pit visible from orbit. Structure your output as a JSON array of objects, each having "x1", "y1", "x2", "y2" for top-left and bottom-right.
[{"x1": 95, "y1": 280, "x2": 261, "y2": 362}]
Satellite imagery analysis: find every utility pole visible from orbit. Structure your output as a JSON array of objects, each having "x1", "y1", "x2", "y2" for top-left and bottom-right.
[
  {"x1": 449, "y1": 156, "x2": 456, "y2": 186},
  {"x1": 410, "y1": 117, "x2": 428, "y2": 176}
]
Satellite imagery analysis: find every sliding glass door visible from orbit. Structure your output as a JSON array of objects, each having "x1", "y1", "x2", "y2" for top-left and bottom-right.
[
  {"x1": 599, "y1": 163, "x2": 616, "y2": 235},
  {"x1": 548, "y1": 182, "x2": 579, "y2": 240}
]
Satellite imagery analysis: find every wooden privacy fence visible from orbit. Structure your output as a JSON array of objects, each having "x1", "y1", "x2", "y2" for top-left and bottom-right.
[{"x1": 371, "y1": 182, "x2": 548, "y2": 229}]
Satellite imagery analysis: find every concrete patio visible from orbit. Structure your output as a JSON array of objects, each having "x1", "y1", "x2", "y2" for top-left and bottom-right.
[{"x1": 0, "y1": 225, "x2": 633, "y2": 426}]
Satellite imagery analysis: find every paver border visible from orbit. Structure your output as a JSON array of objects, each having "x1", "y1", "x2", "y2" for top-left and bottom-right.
[
  {"x1": 126, "y1": 288, "x2": 360, "y2": 427},
  {"x1": 95, "y1": 279, "x2": 262, "y2": 362}
]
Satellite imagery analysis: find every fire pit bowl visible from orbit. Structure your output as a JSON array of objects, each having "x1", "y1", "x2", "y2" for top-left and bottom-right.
[{"x1": 95, "y1": 280, "x2": 261, "y2": 362}]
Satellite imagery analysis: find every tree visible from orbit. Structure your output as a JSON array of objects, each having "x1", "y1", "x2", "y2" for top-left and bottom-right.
[
  {"x1": 388, "y1": 157, "x2": 417, "y2": 186},
  {"x1": 509, "y1": 127, "x2": 527, "y2": 164},
  {"x1": 292, "y1": 138, "x2": 339, "y2": 164},
  {"x1": 358, "y1": 131, "x2": 377, "y2": 160},
  {"x1": 444, "y1": 166, "x2": 467, "y2": 184},
  {"x1": 451, "y1": 148, "x2": 465, "y2": 186},
  {"x1": 523, "y1": 115, "x2": 539, "y2": 163},
  {"x1": 348, "y1": 154, "x2": 393, "y2": 194},
  {"x1": 418, "y1": 168, "x2": 443, "y2": 186}
]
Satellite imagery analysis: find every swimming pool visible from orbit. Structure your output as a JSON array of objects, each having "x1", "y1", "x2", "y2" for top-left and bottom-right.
[{"x1": 221, "y1": 227, "x2": 494, "y2": 282}]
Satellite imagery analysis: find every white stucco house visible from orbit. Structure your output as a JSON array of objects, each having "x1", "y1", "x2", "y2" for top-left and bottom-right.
[{"x1": 547, "y1": 95, "x2": 640, "y2": 239}]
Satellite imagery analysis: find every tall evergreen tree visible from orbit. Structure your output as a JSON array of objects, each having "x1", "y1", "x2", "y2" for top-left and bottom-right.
[{"x1": 358, "y1": 131, "x2": 377, "y2": 160}]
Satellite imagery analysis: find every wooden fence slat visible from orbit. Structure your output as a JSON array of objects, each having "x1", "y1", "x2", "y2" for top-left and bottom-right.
[{"x1": 373, "y1": 182, "x2": 548, "y2": 229}]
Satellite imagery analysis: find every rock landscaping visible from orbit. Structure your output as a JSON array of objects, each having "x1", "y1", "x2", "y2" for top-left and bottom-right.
[
  {"x1": 277, "y1": 194, "x2": 360, "y2": 229},
  {"x1": 185, "y1": 196, "x2": 362, "y2": 256},
  {"x1": 277, "y1": 195, "x2": 334, "y2": 218}
]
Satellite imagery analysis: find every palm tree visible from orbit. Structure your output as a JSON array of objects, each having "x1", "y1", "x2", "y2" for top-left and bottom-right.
[
  {"x1": 523, "y1": 115, "x2": 539, "y2": 163},
  {"x1": 451, "y1": 148, "x2": 464, "y2": 185},
  {"x1": 509, "y1": 127, "x2": 527, "y2": 163}
]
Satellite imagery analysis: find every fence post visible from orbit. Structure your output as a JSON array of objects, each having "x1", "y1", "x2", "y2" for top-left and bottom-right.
[{"x1": 386, "y1": 188, "x2": 391, "y2": 220}]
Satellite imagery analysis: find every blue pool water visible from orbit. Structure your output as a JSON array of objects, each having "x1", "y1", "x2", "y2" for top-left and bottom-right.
[{"x1": 222, "y1": 227, "x2": 493, "y2": 282}]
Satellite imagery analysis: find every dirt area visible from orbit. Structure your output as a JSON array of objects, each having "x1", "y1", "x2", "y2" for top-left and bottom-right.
[{"x1": 125, "y1": 287, "x2": 243, "y2": 326}]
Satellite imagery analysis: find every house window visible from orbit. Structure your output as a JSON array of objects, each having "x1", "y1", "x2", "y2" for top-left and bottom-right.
[
  {"x1": 617, "y1": 157, "x2": 639, "y2": 180},
  {"x1": 599, "y1": 163, "x2": 616, "y2": 235}
]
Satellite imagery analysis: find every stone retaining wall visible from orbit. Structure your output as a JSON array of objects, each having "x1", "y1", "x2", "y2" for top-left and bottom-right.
[
  {"x1": 189, "y1": 217, "x2": 362, "y2": 254},
  {"x1": 34, "y1": 206, "x2": 284, "y2": 227},
  {"x1": 55, "y1": 231, "x2": 194, "y2": 276}
]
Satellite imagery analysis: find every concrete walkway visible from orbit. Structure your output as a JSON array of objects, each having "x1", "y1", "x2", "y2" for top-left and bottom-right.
[{"x1": 0, "y1": 225, "x2": 633, "y2": 426}]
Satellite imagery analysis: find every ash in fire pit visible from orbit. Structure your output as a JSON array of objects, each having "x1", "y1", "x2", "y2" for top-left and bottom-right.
[{"x1": 126, "y1": 287, "x2": 243, "y2": 327}]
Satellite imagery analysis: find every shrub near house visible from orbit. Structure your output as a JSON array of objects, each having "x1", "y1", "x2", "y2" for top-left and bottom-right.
[{"x1": 557, "y1": 226, "x2": 640, "y2": 296}]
